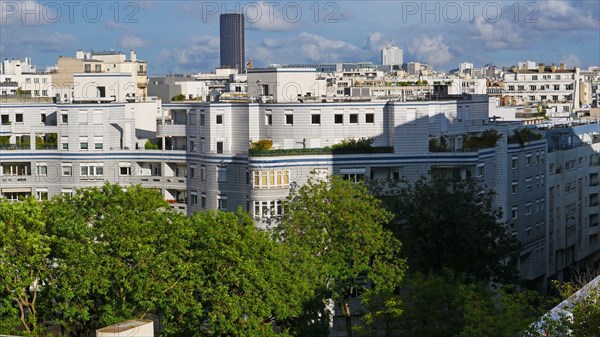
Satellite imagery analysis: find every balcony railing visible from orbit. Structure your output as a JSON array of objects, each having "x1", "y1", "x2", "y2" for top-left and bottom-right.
[
  {"x1": 0, "y1": 144, "x2": 31, "y2": 150},
  {"x1": 249, "y1": 146, "x2": 393, "y2": 157}
]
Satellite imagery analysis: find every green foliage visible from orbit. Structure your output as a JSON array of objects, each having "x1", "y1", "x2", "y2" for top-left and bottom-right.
[
  {"x1": 0, "y1": 198, "x2": 52, "y2": 337},
  {"x1": 463, "y1": 129, "x2": 502, "y2": 150},
  {"x1": 508, "y1": 128, "x2": 544, "y2": 147},
  {"x1": 532, "y1": 280, "x2": 600, "y2": 337},
  {"x1": 249, "y1": 139, "x2": 273, "y2": 151},
  {"x1": 0, "y1": 136, "x2": 9, "y2": 145},
  {"x1": 277, "y1": 176, "x2": 406, "y2": 337},
  {"x1": 372, "y1": 176, "x2": 520, "y2": 284},
  {"x1": 144, "y1": 139, "x2": 159, "y2": 150},
  {"x1": 331, "y1": 137, "x2": 375, "y2": 151},
  {"x1": 35, "y1": 133, "x2": 58, "y2": 149},
  {"x1": 185, "y1": 210, "x2": 314, "y2": 336},
  {"x1": 429, "y1": 136, "x2": 449, "y2": 152},
  {"x1": 43, "y1": 184, "x2": 192, "y2": 337},
  {"x1": 171, "y1": 93, "x2": 186, "y2": 101}
]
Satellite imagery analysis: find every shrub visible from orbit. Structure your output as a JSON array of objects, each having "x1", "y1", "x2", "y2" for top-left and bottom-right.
[
  {"x1": 171, "y1": 94, "x2": 186, "y2": 101},
  {"x1": 249, "y1": 139, "x2": 273, "y2": 151}
]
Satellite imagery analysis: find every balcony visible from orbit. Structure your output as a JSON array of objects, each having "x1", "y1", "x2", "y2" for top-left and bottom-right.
[
  {"x1": 157, "y1": 124, "x2": 187, "y2": 137},
  {"x1": 249, "y1": 146, "x2": 393, "y2": 157}
]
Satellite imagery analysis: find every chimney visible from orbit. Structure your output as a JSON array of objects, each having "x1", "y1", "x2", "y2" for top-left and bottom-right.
[
  {"x1": 130, "y1": 50, "x2": 137, "y2": 62},
  {"x1": 550, "y1": 65, "x2": 557, "y2": 72},
  {"x1": 560, "y1": 63, "x2": 565, "y2": 70},
  {"x1": 538, "y1": 64, "x2": 545, "y2": 73}
]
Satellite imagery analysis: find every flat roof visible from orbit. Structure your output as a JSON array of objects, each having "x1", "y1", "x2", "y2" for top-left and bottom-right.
[{"x1": 96, "y1": 319, "x2": 153, "y2": 333}]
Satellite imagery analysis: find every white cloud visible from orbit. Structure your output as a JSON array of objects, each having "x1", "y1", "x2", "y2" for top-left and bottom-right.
[
  {"x1": 470, "y1": 16, "x2": 527, "y2": 49},
  {"x1": 117, "y1": 36, "x2": 145, "y2": 49},
  {"x1": 250, "y1": 32, "x2": 365, "y2": 67},
  {"x1": 560, "y1": 54, "x2": 582, "y2": 68},
  {"x1": 0, "y1": 0, "x2": 52, "y2": 25},
  {"x1": 536, "y1": 0, "x2": 599, "y2": 31},
  {"x1": 245, "y1": 1, "x2": 297, "y2": 32},
  {"x1": 408, "y1": 35, "x2": 453, "y2": 66},
  {"x1": 158, "y1": 35, "x2": 220, "y2": 71}
]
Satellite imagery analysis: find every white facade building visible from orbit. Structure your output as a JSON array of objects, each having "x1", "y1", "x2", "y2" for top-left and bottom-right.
[{"x1": 381, "y1": 46, "x2": 403, "y2": 68}]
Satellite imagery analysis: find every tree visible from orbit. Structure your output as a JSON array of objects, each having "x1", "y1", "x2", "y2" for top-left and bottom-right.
[
  {"x1": 276, "y1": 176, "x2": 407, "y2": 337},
  {"x1": 374, "y1": 176, "x2": 520, "y2": 284},
  {"x1": 0, "y1": 198, "x2": 52, "y2": 337},
  {"x1": 42, "y1": 184, "x2": 193, "y2": 337},
  {"x1": 185, "y1": 210, "x2": 315, "y2": 336}
]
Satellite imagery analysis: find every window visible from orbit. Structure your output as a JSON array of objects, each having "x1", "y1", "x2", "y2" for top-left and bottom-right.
[
  {"x1": 84, "y1": 64, "x2": 91, "y2": 72},
  {"x1": 41, "y1": 113, "x2": 46, "y2": 123},
  {"x1": 349, "y1": 114, "x2": 358, "y2": 124},
  {"x1": 1, "y1": 115, "x2": 8, "y2": 124},
  {"x1": 365, "y1": 113, "x2": 374, "y2": 123},
  {"x1": 311, "y1": 114, "x2": 321, "y2": 125},
  {"x1": 334, "y1": 114, "x2": 343, "y2": 124},
  {"x1": 216, "y1": 115, "x2": 223, "y2": 124},
  {"x1": 94, "y1": 136, "x2": 103, "y2": 150},
  {"x1": 477, "y1": 164, "x2": 485, "y2": 178},
  {"x1": 200, "y1": 114, "x2": 205, "y2": 126},
  {"x1": 511, "y1": 207, "x2": 518, "y2": 220},
  {"x1": 62, "y1": 163, "x2": 72, "y2": 176},
  {"x1": 119, "y1": 163, "x2": 131, "y2": 176},
  {"x1": 508, "y1": 85, "x2": 515, "y2": 91},
  {"x1": 36, "y1": 163, "x2": 48, "y2": 176},
  {"x1": 191, "y1": 192, "x2": 198, "y2": 205},
  {"x1": 218, "y1": 195, "x2": 228, "y2": 211},
  {"x1": 526, "y1": 202, "x2": 532, "y2": 215},
  {"x1": 217, "y1": 166, "x2": 227, "y2": 182},
  {"x1": 93, "y1": 110, "x2": 102, "y2": 124},
  {"x1": 80, "y1": 163, "x2": 104, "y2": 177},
  {"x1": 61, "y1": 188, "x2": 73, "y2": 196},
  {"x1": 512, "y1": 156, "x2": 518, "y2": 169},
  {"x1": 285, "y1": 114, "x2": 293, "y2": 125},
  {"x1": 95, "y1": 64, "x2": 101, "y2": 72},
  {"x1": 512, "y1": 181, "x2": 518, "y2": 194},
  {"x1": 253, "y1": 170, "x2": 290, "y2": 188},
  {"x1": 61, "y1": 114, "x2": 68, "y2": 124},
  {"x1": 80, "y1": 137, "x2": 88, "y2": 150},
  {"x1": 526, "y1": 154, "x2": 532, "y2": 166},
  {"x1": 200, "y1": 165, "x2": 206, "y2": 181},
  {"x1": 15, "y1": 114, "x2": 23, "y2": 123},
  {"x1": 253, "y1": 200, "x2": 283, "y2": 218},
  {"x1": 37, "y1": 189, "x2": 48, "y2": 201},
  {"x1": 34, "y1": 78, "x2": 40, "y2": 84},
  {"x1": 201, "y1": 193, "x2": 206, "y2": 208},
  {"x1": 78, "y1": 110, "x2": 87, "y2": 125},
  {"x1": 216, "y1": 141, "x2": 224, "y2": 154},
  {"x1": 265, "y1": 113, "x2": 272, "y2": 125},
  {"x1": 61, "y1": 136, "x2": 68, "y2": 150}
]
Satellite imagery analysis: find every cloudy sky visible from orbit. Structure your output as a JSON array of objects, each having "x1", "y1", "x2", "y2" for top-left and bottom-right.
[{"x1": 1, "y1": 0, "x2": 598, "y2": 74}]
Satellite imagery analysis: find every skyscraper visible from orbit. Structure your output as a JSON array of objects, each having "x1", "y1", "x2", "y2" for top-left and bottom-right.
[
  {"x1": 220, "y1": 13, "x2": 245, "y2": 73},
  {"x1": 381, "y1": 46, "x2": 403, "y2": 68}
]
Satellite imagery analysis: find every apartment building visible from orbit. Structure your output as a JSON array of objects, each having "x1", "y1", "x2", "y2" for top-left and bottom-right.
[
  {"x1": 502, "y1": 64, "x2": 579, "y2": 119},
  {"x1": 1, "y1": 68, "x2": 599, "y2": 296},
  {"x1": 52, "y1": 50, "x2": 148, "y2": 102},
  {"x1": 0, "y1": 58, "x2": 53, "y2": 97}
]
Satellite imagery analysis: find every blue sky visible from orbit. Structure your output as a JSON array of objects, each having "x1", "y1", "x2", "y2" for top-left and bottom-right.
[{"x1": 1, "y1": 0, "x2": 599, "y2": 74}]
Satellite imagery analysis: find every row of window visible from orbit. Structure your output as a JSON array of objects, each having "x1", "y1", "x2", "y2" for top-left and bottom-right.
[
  {"x1": 274, "y1": 113, "x2": 376, "y2": 126},
  {"x1": 190, "y1": 192, "x2": 227, "y2": 210},
  {"x1": 253, "y1": 170, "x2": 290, "y2": 188}
]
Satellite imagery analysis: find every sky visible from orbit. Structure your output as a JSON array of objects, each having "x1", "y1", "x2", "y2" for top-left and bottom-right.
[{"x1": 0, "y1": 0, "x2": 599, "y2": 75}]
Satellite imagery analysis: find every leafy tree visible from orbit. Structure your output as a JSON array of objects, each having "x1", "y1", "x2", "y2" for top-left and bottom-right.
[
  {"x1": 373, "y1": 176, "x2": 520, "y2": 284},
  {"x1": 277, "y1": 176, "x2": 407, "y2": 337},
  {"x1": 0, "y1": 198, "x2": 52, "y2": 337},
  {"x1": 185, "y1": 210, "x2": 315, "y2": 336},
  {"x1": 171, "y1": 93, "x2": 186, "y2": 101},
  {"x1": 532, "y1": 280, "x2": 600, "y2": 337},
  {"x1": 42, "y1": 184, "x2": 193, "y2": 337}
]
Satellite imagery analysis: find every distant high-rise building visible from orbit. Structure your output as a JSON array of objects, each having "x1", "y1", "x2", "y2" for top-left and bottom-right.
[
  {"x1": 220, "y1": 13, "x2": 245, "y2": 73},
  {"x1": 381, "y1": 46, "x2": 403, "y2": 68}
]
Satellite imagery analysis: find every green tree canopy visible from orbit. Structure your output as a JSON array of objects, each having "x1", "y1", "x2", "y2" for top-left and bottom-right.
[
  {"x1": 373, "y1": 176, "x2": 520, "y2": 284},
  {"x1": 277, "y1": 176, "x2": 407, "y2": 337}
]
